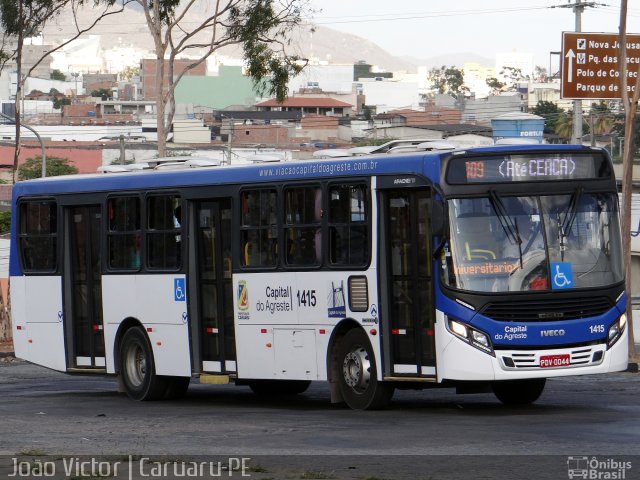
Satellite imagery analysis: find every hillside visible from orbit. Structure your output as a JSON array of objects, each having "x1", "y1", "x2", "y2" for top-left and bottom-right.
[{"x1": 39, "y1": 4, "x2": 490, "y2": 73}]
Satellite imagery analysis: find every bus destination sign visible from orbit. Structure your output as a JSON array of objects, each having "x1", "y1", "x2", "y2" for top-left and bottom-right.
[{"x1": 446, "y1": 154, "x2": 610, "y2": 184}]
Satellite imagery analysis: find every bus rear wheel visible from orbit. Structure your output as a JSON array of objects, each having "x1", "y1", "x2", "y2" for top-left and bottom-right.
[
  {"x1": 119, "y1": 326, "x2": 168, "y2": 401},
  {"x1": 337, "y1": 328, "x2": 394, "y2": 410},
  {"x1": 492, "y1": 378, "x2": 546, "y2": 405}
]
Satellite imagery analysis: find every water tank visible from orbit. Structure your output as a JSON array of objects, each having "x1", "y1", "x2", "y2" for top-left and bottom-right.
[{"x1": 491, "y1": 112, "x2": 545, "y2": 144}]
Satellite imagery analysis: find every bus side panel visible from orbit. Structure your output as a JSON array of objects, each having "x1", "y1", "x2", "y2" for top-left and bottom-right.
[
  {"x1": 10, "y1": 276, "x2": 29, "y2": 361},
  {"x1": 102, "y1": 274, "x2": 191, "y2": 377},
  {"x1": 14, "y1": 276, "x2": 66, "y2": 372},
  {"x1": 233, "y1": 270, "x2": 380, "y2": 382},
  {"x1": 234, "y1": 324, "x2": 276, "y2": 379}
]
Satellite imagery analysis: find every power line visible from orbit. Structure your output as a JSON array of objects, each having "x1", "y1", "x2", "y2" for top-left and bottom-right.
[{"x1": 311, "y1": 6, "x2": 555, "y2": 26}]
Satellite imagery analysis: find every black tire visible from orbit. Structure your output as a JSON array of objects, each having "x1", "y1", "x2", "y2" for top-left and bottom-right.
[
  {"x1": 164, "y1": 376, "x2": 191, "y2": 400},
  {"x1": 248, "y1": 380, "x2": 311, "y2": 396},
  {"x1": 492, "y1": 378, "x2": 546, "y2": 405},
  {"x1": 119, "y1": 326, "x2": 168, "y2": 401},
  {"x1": 336, "y1": 328, "x2": 394, "y2": 410}
]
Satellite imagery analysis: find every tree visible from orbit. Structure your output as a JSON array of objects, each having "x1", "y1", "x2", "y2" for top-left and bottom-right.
[
  {"x1": 137, "y1": 0, "x2": 309, "y2": 157},
  {"x1": 531, "y1": 100, "x2": 563, "y2": 135},
  {"x1": 120, "y1": 65, "x2": 139, "y2": 81},
  {"x1": 17, "y1": 156, "x2": 78, "y2": 180},
  {"x1": 91, "y1": 88, "x2": 111, "y2": 100},
  {"x1": 618, "y1": 0, "x2": 639, "y2": 361},
  {"x1": 361, "y1": 105, "x2": 373, "y2": 121},
  {"x1": 554, "y1": 111, "x2": 574, "y2": 140},
  {"x1": 50, "y1": 68, "x2": 66, "y2": 81},
  {"x1": 427, "y1": 65, "x2": 469, "y2": 99},
  {"x1": 0, "y1": 0, "x2": 133, "y2": 183},
  {"x1": 499, "y1": 66, "x2": 529, "y2": 90},
  {"x1": 533, "y1": 65, "x2": 548, "y2": 83},
  {"x1": 589, "y1": 101, "x2": 614, "y2": 135},
  {"x1": 555, "y1": 109, "x2": 589, "y2": 142},
  {"x1": 485, "y1": 77, "x2": 505, "y2": 95},
  {"x1": 0, "y1": 211, "x2": 10, "y2": 234},
  {"x1": 53, "y1": 96, "x2": 71, "y2": 110}
]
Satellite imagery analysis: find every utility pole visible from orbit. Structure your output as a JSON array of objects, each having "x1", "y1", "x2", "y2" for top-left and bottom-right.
[
  {"x1": 119, "y1": 134, "x2": 126, "y2": 165},
  {"x1": 226, "y1": 118, "x2": 233, "y2": 165},
  {"x1": 553, "y1": 1, "x2": 602, "y2": 143},
  {"x1": 572, "y1": 0, "x2": 584, "y2": 144}
]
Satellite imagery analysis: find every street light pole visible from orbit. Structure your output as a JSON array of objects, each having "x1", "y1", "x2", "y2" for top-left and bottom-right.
[{"x1": 0, "y1": 111, "x2": 47, "y2": 178}]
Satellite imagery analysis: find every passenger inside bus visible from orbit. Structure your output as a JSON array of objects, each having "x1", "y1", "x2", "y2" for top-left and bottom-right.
[{"x1": 129, "y1": 233, "x2": 141, "y2": 269}]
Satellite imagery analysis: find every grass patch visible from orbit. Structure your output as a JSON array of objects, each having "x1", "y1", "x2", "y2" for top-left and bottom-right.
[
  {"x1": 246, "y1": 463, "x2": 269, "y2": 473},
  {"x1": 16, "y1": 448, "x2": 47, "y2": 456},
  {"x1": 300, "y1": 470, "x2": 336, "y2": 479}
]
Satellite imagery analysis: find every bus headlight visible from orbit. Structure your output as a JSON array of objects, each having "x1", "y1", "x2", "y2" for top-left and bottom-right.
[
  {"x1": 448, "y1": 319, "x2": 494, "y2": 355},
  {"x1": 607, "y1": 313, "x2": 627, "y2": 348}
]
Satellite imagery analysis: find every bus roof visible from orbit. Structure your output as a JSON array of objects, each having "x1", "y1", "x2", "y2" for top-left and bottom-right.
[{"x1": 11, "y1": 144, "x2": 606, "y2": 198}]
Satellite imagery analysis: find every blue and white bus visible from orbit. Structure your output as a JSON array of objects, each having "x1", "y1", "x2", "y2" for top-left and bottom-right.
[{"x1": 10, "y1": 144, "x2": 628, "y2": 409}]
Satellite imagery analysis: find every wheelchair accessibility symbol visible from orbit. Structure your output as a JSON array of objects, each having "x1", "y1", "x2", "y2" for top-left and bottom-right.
[
  {"x1": 551, "y1": 262, "x2": 573, "y2": 290},
  {"x1": 174, "y1": 278, "x2": 186, "y2": 301}
]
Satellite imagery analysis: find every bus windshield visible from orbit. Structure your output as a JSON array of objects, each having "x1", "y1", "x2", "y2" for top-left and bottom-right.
[{"x1": 442, "y1": 192, "x2": 623, "y2": 293}]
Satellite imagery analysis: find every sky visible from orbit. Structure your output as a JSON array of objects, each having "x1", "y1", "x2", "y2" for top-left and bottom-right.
[{"x1": 307, "y1": 0, "x2": 640, "y2": 67}]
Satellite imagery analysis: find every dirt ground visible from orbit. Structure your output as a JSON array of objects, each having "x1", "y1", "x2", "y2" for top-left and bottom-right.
[{"x1": 0, "y1": 339, "x2": 14, "y2": 355}]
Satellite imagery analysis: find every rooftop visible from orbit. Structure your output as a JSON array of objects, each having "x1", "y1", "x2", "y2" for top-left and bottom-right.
[{"x1": 256, "y1": 97, "x2": 353, "y2": 108}]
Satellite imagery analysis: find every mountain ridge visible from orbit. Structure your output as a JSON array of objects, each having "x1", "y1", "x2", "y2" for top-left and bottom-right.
[{"x1": 40, "y1": 4, "x2": 493, "y2": 73}]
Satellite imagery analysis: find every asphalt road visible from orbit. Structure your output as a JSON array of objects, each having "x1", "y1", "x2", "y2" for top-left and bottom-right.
[{"x1": 0, "y1": 359, "x2": 638, "y2": 480}]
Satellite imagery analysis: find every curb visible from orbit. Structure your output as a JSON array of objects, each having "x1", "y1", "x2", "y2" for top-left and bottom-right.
[{"x1": 627, "y1": 362, "x2": 639, "y2": 373}]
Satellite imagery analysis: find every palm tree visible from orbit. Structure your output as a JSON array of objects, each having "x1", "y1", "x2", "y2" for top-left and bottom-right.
[
  {"x1": 555, "y1": 111, "x2": 573, "y2": 140},
  {"x1": 590, "y1": 102, "x2": 614, "y2": 135}
]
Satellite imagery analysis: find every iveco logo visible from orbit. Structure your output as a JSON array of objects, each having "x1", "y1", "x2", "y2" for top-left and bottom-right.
[
  {"x1": 394, "y1": 178, "x2": 416, "y2": 185},
  {"x1": 538, "y1": 312, "x2": 565, "y2": 319},
  {"x1": 540, "y1": 329, "x2": 566, "y2": 337}
]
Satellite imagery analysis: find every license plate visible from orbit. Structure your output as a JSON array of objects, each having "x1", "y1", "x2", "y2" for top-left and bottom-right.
[{"x1": 540, "y1": 354, "x2": 571, "y2": 368}]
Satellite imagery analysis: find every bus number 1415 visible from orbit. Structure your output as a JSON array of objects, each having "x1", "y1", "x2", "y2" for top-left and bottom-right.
[{"x1": 297, "y1": 290, "x2": 317, "y2": 307}]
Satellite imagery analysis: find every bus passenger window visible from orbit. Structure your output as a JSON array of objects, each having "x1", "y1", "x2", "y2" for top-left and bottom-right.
[
  {"x1": 18, "y1": 200, "x2": 58, "y2": 272},
  {"x1": 240, "y1": 189, "x2": 277, "y2": 268},
  {"x1": 147, "y1": 195, "x2": 182, "y2": 270},
  {"x1": 328, "y1": 184, "x2": 369, "y2": 267},
  {"x1": 107, "y1": 196, "x2": 141, "y2": 270},
  {"x1": 284, "y1": 186, "x2": 321, "y2": 267}
]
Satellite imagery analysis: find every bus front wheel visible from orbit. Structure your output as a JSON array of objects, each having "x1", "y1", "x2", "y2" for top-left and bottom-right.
[
  {"x1": 119, "y1": 326, "x2": 168, "y2": 401},
  {"x1": 492, "y1": 378, "x2": 546, "y2": 405},
  {"x1": 337, "y1": 328, "x2": 394, "y2": 410}
]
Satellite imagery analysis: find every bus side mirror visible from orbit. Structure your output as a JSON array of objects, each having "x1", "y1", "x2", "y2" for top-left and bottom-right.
[{"x1": 431, "y1": 202, "x2": 446, "y2": 236}]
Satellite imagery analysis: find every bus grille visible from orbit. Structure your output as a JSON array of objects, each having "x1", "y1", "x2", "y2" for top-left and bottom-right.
[
  {"x1": 499, "y1": 346, "x2": 604, "y2": 370},
  {"x1": 480, "y1": 297, "x2": 613, "y2": 322}
]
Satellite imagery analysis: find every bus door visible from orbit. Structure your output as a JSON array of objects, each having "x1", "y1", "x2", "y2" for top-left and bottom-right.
[
  {"x1": 192, "y1": 199, "x2": 235, "y2": 373},
  {"x1": 381, "y1": 188, "x2": 436, "y2": 378},
  {"x1": 64, "y1": 205, "x2": 105, "y2": 369}
]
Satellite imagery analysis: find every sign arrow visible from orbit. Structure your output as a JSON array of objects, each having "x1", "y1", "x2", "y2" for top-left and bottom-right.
[{"x1": 565, "y1": 49, "x2": 575, "y2": 83}]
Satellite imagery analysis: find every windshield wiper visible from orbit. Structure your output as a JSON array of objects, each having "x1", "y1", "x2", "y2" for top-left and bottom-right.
[
  {"x1": 558, "y1": 187, "x2": 583, "y2": 259},
  {"x1": 489, "y1": 190, "x2": 524, "y2": 268}
]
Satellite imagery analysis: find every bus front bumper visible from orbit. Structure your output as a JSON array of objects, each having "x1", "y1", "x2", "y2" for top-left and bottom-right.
[{"x1": 435, "y1": 313, "x2": 629, "y2": 382}]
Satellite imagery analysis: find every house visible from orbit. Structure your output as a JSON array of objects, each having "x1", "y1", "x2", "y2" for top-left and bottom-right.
[{"x1": 255, "y1": 97, "x2": 354, "y2": 117}]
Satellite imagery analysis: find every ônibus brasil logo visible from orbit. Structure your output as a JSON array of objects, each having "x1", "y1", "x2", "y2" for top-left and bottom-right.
[{"x1": 237, "y1": 280, "x2": 249, "y2": 311}]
